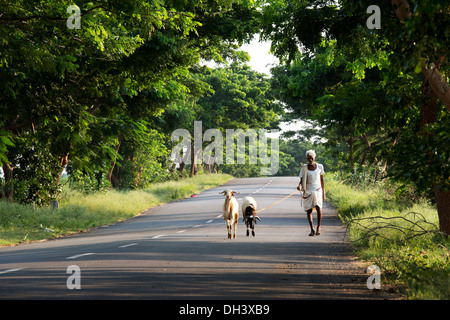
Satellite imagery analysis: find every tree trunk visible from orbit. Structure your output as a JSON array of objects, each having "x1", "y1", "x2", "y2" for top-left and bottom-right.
[
  {"x1": 422, "y1": 61, "x2": 450, "y2": 112},
  {"x1": 107, "y1": 134, "x2": 123, "y2": 188},
  {"x1": 345, "y1": 136, "x2": 355, "y2": 172},
  {"x1": 1, "y1": 163, "x2": 14, "y2": 201},
  {"x1": 134, "y1": 166, "x2": 144, "y2": 187},
  {"x1": 375, "y1": 160, "x2": 386, "y2": 181},
  {"x1": 177, "y1": 144, "x2": 191, "y2": 173},
  {"x1": 189, "y1": 140, "x2": 200, "y2": 177},
  {"x1": 178, "y1": 162, "x2": 186, "y2": 173},
  {"x1": 360, "y1": 134, "x2": 371, "y2": 166},
  {"x1": 435, "y1": 186, "x2": 450, "y2": 235},
  {"x1": 203, "y1": 159, "x2": 212, "y2": 173},
  {"x1": 420, "y1": 77, "x2": 450, "y2": 236}
]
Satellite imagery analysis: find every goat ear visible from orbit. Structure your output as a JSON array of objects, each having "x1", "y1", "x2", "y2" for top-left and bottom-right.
[
  {"x1": 231, "y1": 191, "x2": 240, "y2": 195},
  {"x1": 219, "y1": 191, "x2": 226, "y2": 195}
]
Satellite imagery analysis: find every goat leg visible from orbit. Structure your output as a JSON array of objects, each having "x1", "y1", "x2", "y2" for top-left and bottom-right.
[{"x1": 227, "y1": 220, "x2": 232, "y2": 239}]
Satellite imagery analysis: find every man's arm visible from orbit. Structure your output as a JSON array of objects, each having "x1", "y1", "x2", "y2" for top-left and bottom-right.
[{"x1": 320, "y1": 174, "x2": 325, "y2": 201}]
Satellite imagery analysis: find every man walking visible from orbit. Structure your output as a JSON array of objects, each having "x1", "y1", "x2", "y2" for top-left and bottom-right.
[{"x1": 297, "y1": 150, "x2": 325, "y2": 236}]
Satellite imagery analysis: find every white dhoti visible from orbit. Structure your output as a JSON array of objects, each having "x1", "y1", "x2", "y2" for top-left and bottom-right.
[
  {"x1": 301, "y1": 188, "x2": 323, "y2": 211},
  {"x1": 299, "y1": 163, "x2": 325, "y2": 212}
]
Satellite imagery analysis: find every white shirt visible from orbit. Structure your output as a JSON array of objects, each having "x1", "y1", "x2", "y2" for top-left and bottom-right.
[{"x1": 299, "y1": 163, "x2": 324, "y2": 191}]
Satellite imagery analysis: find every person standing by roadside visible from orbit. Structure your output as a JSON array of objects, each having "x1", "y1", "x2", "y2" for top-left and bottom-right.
[{"x1": 297, "y1": 150, "x2": 325, "y2": 236}]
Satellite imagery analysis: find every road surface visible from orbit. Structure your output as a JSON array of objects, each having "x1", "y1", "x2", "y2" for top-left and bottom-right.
[{"x1": 0, "y1": 177, "x2": 391, "y2": 300}]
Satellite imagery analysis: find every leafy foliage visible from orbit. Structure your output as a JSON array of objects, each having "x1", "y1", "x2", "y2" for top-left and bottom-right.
[{"x1": 0, "y1": 0, "x2": 261, "y2": 204}]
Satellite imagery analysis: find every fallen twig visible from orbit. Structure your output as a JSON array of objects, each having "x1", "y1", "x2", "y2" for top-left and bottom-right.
[{"x1": 344, "y1": 211, "x2": 444, "y2": 243}]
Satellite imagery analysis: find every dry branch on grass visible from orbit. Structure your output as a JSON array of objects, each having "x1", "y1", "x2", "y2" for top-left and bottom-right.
[{"x1": 345, "y1": 211, "x2": 445, "y2": 243}]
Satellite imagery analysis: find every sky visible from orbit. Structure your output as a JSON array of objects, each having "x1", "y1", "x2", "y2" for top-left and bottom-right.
[
  {"x1": 240, "y1": 34, "x2": 279, "y2": 76},
  {"x1": 239, "y1": 36, "x2": 308, "y2": 137}
]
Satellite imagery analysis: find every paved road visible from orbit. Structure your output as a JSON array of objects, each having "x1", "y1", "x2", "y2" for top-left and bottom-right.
[{"x1": 0, "y1": 177, "x2": 390, "y2": 300}]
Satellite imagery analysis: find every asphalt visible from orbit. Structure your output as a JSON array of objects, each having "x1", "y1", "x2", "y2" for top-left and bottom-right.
[{"x1": 0, "y1": 177, "x2": 396, "y2": 300}]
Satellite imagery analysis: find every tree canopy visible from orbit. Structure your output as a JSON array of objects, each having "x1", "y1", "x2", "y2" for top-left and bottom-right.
[
  {"x1": 260, "y1": 0, "x2": 450, "y2": 234},
  {"x1": 1, "y1": 0, "x2": 449, "y2": 235},
  {"x1": 0, "y1": 0, "x2": 261, "y2": 202}
]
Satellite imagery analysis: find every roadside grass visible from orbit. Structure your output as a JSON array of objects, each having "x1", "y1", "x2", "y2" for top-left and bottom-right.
[
  {"x1": 0, "y1": 173, "x2": 234, "y2": 247},
  {"x1": 325, "y1": 176, "x2": 449, "y2": 300}
]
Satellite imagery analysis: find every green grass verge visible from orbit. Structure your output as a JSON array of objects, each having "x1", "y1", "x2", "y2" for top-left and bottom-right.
[
  {"x1": 325, "y1": 177, "x2": 449, "y2": 300},
  {"x1": 0, "y1": 173, "x2": 234, "y2": 247}
]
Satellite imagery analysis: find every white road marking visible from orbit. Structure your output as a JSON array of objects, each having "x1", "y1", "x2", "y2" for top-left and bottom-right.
[
  {"x1": 66, "y1": 253, "x2": 95, "y2": 260},
  {"x1": 0, "y1": 268, "x2": 25, "y2": 275},
  {"x1": 152, "y1": 234, "x2": 166, "y2": 239},
  {"x1": 177, "y1": 230, "x2": 187, "y2": 233},
  {"x1": 118, "y1": 243, "x2": 138, "y2": 248},
  {"x1": 193, "y1": 224, "x2": 202, "y2": 228},
  {"x1": 206, "y1": 220, "x2": 214, "y2": 224},
  {"x1": 251, "y1": 178, "x2": 274, "y2": 194}
]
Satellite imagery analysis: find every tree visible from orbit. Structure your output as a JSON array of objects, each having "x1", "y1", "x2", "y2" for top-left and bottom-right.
[
  {"x1": 0, "y1": 0, "x2": 198, "y2": 201},
  {"x1": 192, "y1": 62, "x2": 283, "y2": 176},
  {"x1": 166, "y1": 61, "x2": 283, "y2": 177},
  {"x1": 0, "y1": 0, "x2": 262, "y2": 203},
  {"x1": 260, "y1": 0, "x2": 450, "y2": 234}
]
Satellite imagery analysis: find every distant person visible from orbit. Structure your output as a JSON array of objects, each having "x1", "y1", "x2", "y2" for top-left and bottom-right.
[{"x1": 297, "y1": 150, "x2": 325, "y2": 236}]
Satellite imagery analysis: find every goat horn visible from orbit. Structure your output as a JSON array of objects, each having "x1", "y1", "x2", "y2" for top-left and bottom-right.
[
  {"x1": 219, "y1": 191, "x2": 226, "y2": 194},
  {"x1": 255, "y1": 216, "x2": 262, "y2": 222},
  {"x1": 231, "y1": 191, "x2": 240, "y2": 195}
]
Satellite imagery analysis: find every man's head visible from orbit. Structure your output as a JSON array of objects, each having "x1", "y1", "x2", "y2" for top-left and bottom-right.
[{"x1": 306, "y1": 150, "x2": 316, "y2": 164}]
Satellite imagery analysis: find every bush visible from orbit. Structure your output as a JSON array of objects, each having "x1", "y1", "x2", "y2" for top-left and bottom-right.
[{"x1": 326, "y1": 175, "x2": 450, "y2": 300}]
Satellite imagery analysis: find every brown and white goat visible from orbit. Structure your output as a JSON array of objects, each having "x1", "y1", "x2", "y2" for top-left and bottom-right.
[
  {"x1": 241, "y1": 196, "x2": 261, "y2": 237},
  {"x1": 220, "y1": 189, "x2": 240, "y2": 239}
]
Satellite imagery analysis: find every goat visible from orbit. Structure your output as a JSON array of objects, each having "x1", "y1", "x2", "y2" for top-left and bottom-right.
[
  {"x1": 241, "y1": 196, "x2": 261, "y2": 237},
  {"x1": 219, "y1": 189, "x2": 240, "y2": 239}
]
